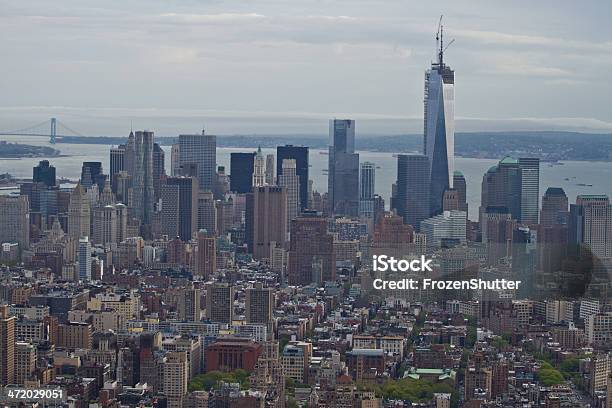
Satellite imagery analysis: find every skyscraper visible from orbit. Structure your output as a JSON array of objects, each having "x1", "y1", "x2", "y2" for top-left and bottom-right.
[
  {"x1": 170, "y1": 143, "x2": 180, "y2": 176},
  {"x1": 288, "y1": 211, "x2": 335, "y2": 286},
  {"x1": 453, "y1": 171, "x2": 468, "y2": 214},
  {"x1": 359, "y1": 162, "x2": 375, "y2": 219},
  {"x1": 539, "y1": 187, "x2": 569, "y2": 273},
  {"x1": 479, "y1": 157, "x2": 540, "y2": 226},
  {"x1": 246, "y1": 186, "x2": 287, "y2": 259},
  {"x1": 328, "y1": 119, "x2": 359, "y2": 217},
  {"x1": 132, "y1": 131, "x2": 155, "y2": 226},
  {"x1": 110, "y1": 145, "x2": 125, "y2": 184},
  {"x1": 78, "y1": 236, "x2": 92, "y2": 281},
  {"x1": 569, "y1": 195, "x2": 612, "y2": 258},
  {"x1": 253, "y1": 146, "x2": 266, "y2": 187},
  {"x1": 230, "y1": 152, "x2": 256, "y2": 193},
  {"x1": 396, "y1": 154, "x2": 430, "y2": 231},
  {"x1": 80, "y1": 162, "x2": 105, "y2": 190},
  {"x1": 424, "y1": 25, "x2": 455, "y2": 217},
  {"x1": 197, "y1": 190, "x2": 217, "y2": 236},
  {"x1": 161, "y1": 177, "x2": 199, "y2": 241},
  {"x1": 153, "y1": 143, "x2": 166, "y2": 202},
  {"x1": 68, "y1": 183, "x2": 90, "y2": 240},
  {"x1": 0, "y1": 305, "x2": 16, "y2": 386},
  {"x1": 277, "y1": 145, "x2": 309, "y2": 210},
  {"x1": 33, "y1": 160, "x2": 56, "y2": 187},
  {"x1": 265, "y1": 154, "x2": 275, "y2": 186},
  {"x1": 179, "y1": 130, "x2": 216, "y2": 191},
  {"x1": 278, "y1": 159, "x2": 300, "y2": 234},
  {"x1": 0, "y1": 195, "x2": 30, "y2": 249},
  {"x1": 518, "y1": 157, "x2": 540, "y2": 225},
  {"x1": 196, "y1": 229, "x2": 216, "y2": 278}
]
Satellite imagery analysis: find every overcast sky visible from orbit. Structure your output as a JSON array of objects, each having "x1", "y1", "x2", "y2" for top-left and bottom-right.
[{"x1": 1, "y1": 0, "x2": 611, "y2": 136}]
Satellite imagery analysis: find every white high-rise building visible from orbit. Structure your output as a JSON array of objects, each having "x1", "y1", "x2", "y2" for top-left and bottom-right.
[
  {"x1": 78, "y1": 236, "x2": 92, "y2": 281},
  {"x1": 424, "y1": 20, "x2": 455, "y2": 216},
  {"x1": 253, "y1": 146, "x2": 266, "y2": 187},
  {"x1": 178, "y1": 130, "x2": 216, "y2": 191},
  {"x1": 420, "y1": 210, "x2": 466, "y2": 248}
]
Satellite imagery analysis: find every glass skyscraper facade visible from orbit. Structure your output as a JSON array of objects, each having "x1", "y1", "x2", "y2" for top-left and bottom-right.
[
  {"x1": 424, "y1": 41, "x2": 455, "y2": 217},
  {"x1": 328, "y1": 119, "x2": 359, "y2": 217}
]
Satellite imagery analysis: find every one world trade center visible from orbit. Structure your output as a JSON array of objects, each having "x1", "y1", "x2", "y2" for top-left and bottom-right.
[{"x1": 423, "y1": 20, "x2": 455, "y2": 217}]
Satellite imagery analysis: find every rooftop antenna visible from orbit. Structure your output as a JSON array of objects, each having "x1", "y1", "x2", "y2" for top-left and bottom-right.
[{"x1": 435, "y1": 15, "x2": 443, "y2": 64}]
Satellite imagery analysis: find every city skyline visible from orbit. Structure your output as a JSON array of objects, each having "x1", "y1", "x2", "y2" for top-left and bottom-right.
[{"x1": 1, "y1": 1, "x2": 612, "y2": 135}]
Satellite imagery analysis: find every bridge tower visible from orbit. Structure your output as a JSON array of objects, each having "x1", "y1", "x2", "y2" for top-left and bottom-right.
[{"x1": 50, "y1": 118, "x2": 57, "y2": 144}]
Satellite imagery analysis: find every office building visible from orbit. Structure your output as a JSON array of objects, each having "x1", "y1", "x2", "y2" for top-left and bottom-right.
[
  {"x1": 178, "y1": 286, "x2": 201, "y2": 322},
  {"x1": 328, "y1": 119, "x2": 359, "y2": 217},
  {"x1": 197, "y1": 190, "x2": 217, "y2": 236},
  {"x1": 0, "y1": 305, "x2": 16, "y2": 386},
  {"x1": 539, "y1": 187, "x2": 569, "y2": 273},
  {"x1": 33, "y1": 160, "x2": 56, "y2": 187},
  {"x1": 245, "y1": 282, "x2": 274, "y2": 324},
  {"x1": 163, "y1": 351, "x2": 189, "y2": 408},
  {"x1": 110, "y1": 145, "x2": 126, "y2": 184},
  {"x1": 161, "y1": 177, "x2": 199, "y2": 241},
  {"x1": 246, "y1": 186, "x2": 287, "y2": 259},
  {"x1": 132, "y1": 130, "x2": 155, "y2": 226},
  {"x1": 230, "y1": 152, "x2": 256, "y2": 193},
  {"x1": 265, "y1": 153, "x2": 275, "y2": 185},
  {"x1": 420, "y1": 210, "x2": 467, "y2": 248},
  {"x1": 80, "y1": 161, "x2": 105, "y2": 190},
  {"x1": 569, "y1": 195, "x2": 612, "y2": 258},
  {"x1": 359, "y1": 161, "x2": 375, "y2": 219},
  {"x1": 0, "y1": 195, "x2": 30, "y2": 249},
  {"x1": 518, "y1": 157, "x2": 540, "y2": 224},
  {"x1": 278, "y1": 159, "x2": 300, "y2": 234},
  {"x1": 453, "y1": 171, "x2": 468, "y2": 213},
  {"x1": 205, "y1": 283, "x2": 234, "y2": 323},
  {"x1": 153, "y1": 143, "x2": 166, "y2": 201},
  {"x1": 196, "y1": 229, "x2": 216, "y2": 279},
  {"x1": 78, "y1": 236, "x2": 92, "y2": 281},
  {"x1": 277, "y1": 145, "x2": 309, "y2": 210},
  {"x1": 424, "y1": 29, "x2": 455, "y2": 216},
  {"x1": 179, "y1": 130, "x2": 216, "y2": 191},
  {"x1": 480, "y1": 157, "x2": 540, "y2": 226},
  {"x1": 396, "y1": 154, "x2": 430, "y2": 231},
  {"x1": 253, "y1": 146, "x2": 266, "y2": 187},
  {"x1": 288, "y1": 212, "x2": 335, "y2": 286},
  {"x1": 68, "y1": 183, "x2": 90, "y2": 240}
]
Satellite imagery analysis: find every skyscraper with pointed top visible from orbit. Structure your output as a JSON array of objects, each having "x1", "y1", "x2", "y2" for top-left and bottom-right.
[
  {"x1": 424, "y1": 19, "x2": 455, "y2": 217},
  {"x1": 253, "y1": 146, "x2": 266, "y2": 187}
]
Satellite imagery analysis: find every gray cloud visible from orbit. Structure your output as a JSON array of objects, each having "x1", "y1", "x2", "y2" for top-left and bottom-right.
[{"x1": 0, "y1": 0, "x2": 610, "y2": 135}]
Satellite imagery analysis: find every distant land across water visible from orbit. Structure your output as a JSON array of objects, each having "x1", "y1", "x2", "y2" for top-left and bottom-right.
[{"x1": 55, "y1": 131, "x2": 612, "y2": 161}]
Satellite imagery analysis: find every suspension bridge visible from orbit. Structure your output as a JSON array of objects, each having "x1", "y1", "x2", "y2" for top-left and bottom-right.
[{"x1": 0, "y1": 118, "x2": 87, "y2": 144}]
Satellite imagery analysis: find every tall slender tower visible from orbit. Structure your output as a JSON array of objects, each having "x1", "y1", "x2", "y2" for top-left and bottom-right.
[
  {"x1": 68, "y1": 183, "x2": 90, "y2": 239},
  {"x1": 424, "y1": 19, "x2": 455, "y2": 217},
  {"x1": 253, "y1": 146, "x2": 266, "y2": 187},
  {"x1": 328, "y1": 119, "x2": 359, "y2": 217},
  {"x1": 278, "y1": 159, "x2": 300, "y2": 235},
  {"x1": 132, "y1": 131, "x2": 155, "y2": 226}
]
